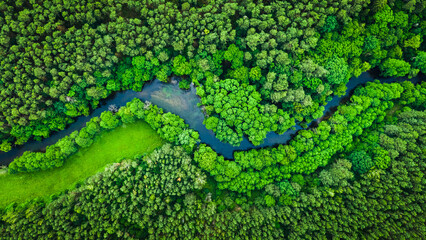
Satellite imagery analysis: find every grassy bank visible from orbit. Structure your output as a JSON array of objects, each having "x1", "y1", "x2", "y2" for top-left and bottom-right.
[{"x1": 0, "y1": 120, "x2": 164, "y2": 207}]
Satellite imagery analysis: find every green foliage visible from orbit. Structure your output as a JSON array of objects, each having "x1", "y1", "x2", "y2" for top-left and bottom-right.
[
  {"x1": 1, "y1": 144, "x2": 206, "y2": 239},
  {"x1": 322, "y1": 16, "x2": 338, "y2": 32},
  {"x1": 325, "y1": 56, "x2": 349, "y2": 84},
  {"x1": 8, "y1": 148, "x2": 64, "y2": 174},
  {"x1": 279, "y1": 180, "x2": 298, "y2": 197},
  {"x1": 144, "y1": 144, "x2": 207, "y2": 193},
  {"x1": 404, "y1": 35, "x2": 421, "y2": 49},
  {"x1": 348, "y1": 151, "x2": 374, "y2": 174},
  {"x1": 100, "y1": 111, "x2": 120, "y2": 129},
  {"x1": 1, "y1": 0, "x2": 423, "y2": 151},
  {"x1": 7, "y1": 98, "x2": 200, "y2": 174},
  {"x1": 303, "y1": 77, "x2": 322, "y2": 90},
  {"x1": 363, "y1": 36, "x2": 380, "y2": 51},
  {"x1": 414, "y1": 51, "x2": 426, "y2": 73},
  {"x1": 380, "y1": 58, "x2": 411, "y2": 77},
  {"x1": 0, "y1": 140, "x2": 12, "y2": 152},
  {"x1": 194, "y1": 144, "x2": 217, "y2": 172},
  {"x1": 1, "y1": 89, "x2": 425, "y2": 240},
  {"x1": 380, "y1": 110, "x2": 426, "y2": 162},
  {"x1": 264, "y1": 195, "x2": 276, "y2": 207},
  {"x1": 290, "y1": 174, "x2": 305, "y2": 187},
  {"x1": 75, "y1": 128, "x2": 94, "y2": 148},
  {"x1": 1, "y1": 1, "x2": 425, "y2": 238},
  {"x1": 173, "y1": 55, "x2": 192, "y2": 76},
  {"x1": 157, "y1": 65, "x2": 171, "y2": 82},
  {"x1": 178, "y1": 79, "x2": 191, "y2": 89},
  {"x1": 249, "y1": 66, "x2": 262, "y2": 82},
  {"x1": 200, "y1": 78, "x2": 294, "y2": 145},
  {"x1": 204, "y1": 116, "x2": 219, "y2": 131},
  {"x1": 196, "y1": 81, "x2": 420, "y2": 193},
  {"x1": 132, "y1": 56, "x2": 146, "y2": 69},
  {"x1": 176, "y1": 129, "x2": 199, "y2": 152},
  {"x1": 319, "y1": 159, "x2": 354, "y2": 187},
  {"x1": 223, "y1": 44, "x2": 244, "y2": 69},
  {"x1": 125, "y1": 99, "x2": 200, "y2": 151}
]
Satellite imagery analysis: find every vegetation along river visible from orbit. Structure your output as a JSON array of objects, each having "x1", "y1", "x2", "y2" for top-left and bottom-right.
[{"x1": 0, "y1": 71, "x2": 422, "y2": 166}]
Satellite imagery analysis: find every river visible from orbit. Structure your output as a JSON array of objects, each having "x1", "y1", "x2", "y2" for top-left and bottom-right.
[{"x1": 0, "y1": 71, "x2": 422, "y2": 165}]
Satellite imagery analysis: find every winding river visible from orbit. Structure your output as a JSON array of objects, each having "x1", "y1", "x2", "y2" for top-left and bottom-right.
[{"x1": 0, "y1": 71, "x2": 422, "y2": 165}]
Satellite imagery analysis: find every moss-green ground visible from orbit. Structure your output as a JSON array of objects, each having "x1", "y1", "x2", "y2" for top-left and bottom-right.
[{"x1": 0, "y1": 120, "x2": 164, "y2": 207}]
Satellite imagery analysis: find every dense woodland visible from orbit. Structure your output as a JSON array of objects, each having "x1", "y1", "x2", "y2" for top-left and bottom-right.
[
  {"x1": 0, "y1": 0, "x2": 425, "y2": 239},
  {"x1": 1, "y1": 104, "x2": 425, "y2": 239},
  {"x1": 0, "y1": 0, "x2": 425, "y2": 148}
]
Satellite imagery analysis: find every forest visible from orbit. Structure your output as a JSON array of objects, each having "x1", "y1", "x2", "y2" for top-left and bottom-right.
[{"x1": 0, "y1": 0, "x2": 425, "y2": 239}]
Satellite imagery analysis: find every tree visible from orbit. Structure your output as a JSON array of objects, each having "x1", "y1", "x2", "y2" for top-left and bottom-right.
[
  {"x1": 380, "y1": 58, "x2": 411, "y2": 77},
  {"x1": 85, "y1": 117, "x2": 101, "y2": 135},
  {"x1": 363, "y1": 36, "x2": 380, "y2": 51},
  {"x1": 116, "y1": 106, "x2": 135, "y2": 124},
  {"x1": 264, "y1": 195, "x2": 276, "y2": 207},
  {"x1": 319, "y1": 159, "x2": 354, "y2": 187},
  {"x1": 275, "y1": 51, "x2": 291, "y2": 66},
  {"x1": 100, "y1": 111, "x2": 120, "y2": 129},
  {"x1": 0, "y1": 140, "x2": 12, "y2": 152},
  {"x1": 56, "y1": 136, "x2": 77, "y2": 155},
  {"x1": 404, "y1": 35, "x2": 421, "y2": 49},
  {"x1": 75, "y1": 128, "x2": 94, "y2": 148},
  {"x1": 413, "y1": 51, "x2": 426, "y2": 74},
  {"x1": 249, "y1": 66, "x2": 262, "y2": 82},
  {"x1": 348, "y1": 151, "x2": 374, "y2": 174},
  {"x1": 322, "y1": 16, "x2": 338, "y2": 32},
  {"x1": 325, "y1": 56, "x2": 348, "y2": 84},
  {"x1": 204, "y1": 116, "x2": 219, "y2": 131},
  {"x1": 173, "y1": 55, "x2": 192, "y2": 76},
  {"x1": 223, "y1": 44, "x2": 244, "y2": 69},
  {"x1": 194, "y1": 144, "x2": 217, "y2": 172}
]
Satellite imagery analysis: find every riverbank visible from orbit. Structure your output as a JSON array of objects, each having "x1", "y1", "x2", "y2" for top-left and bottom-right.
[
  {"x1": 0, "y1": 120, "x2": 164, "y2": 207},
  {"x1": 0, "y1": 71, "x2": 423, "y2": 165}
]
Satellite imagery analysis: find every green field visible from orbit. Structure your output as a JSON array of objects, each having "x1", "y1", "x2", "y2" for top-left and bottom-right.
[{"x1": 0, "y1": 120, "x2": 164, "y2": 207}]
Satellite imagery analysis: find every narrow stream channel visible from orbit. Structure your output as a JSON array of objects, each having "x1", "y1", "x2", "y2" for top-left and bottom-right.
[{"x1": 0, "y1": 71, "x2": 422, "y2": 165}]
